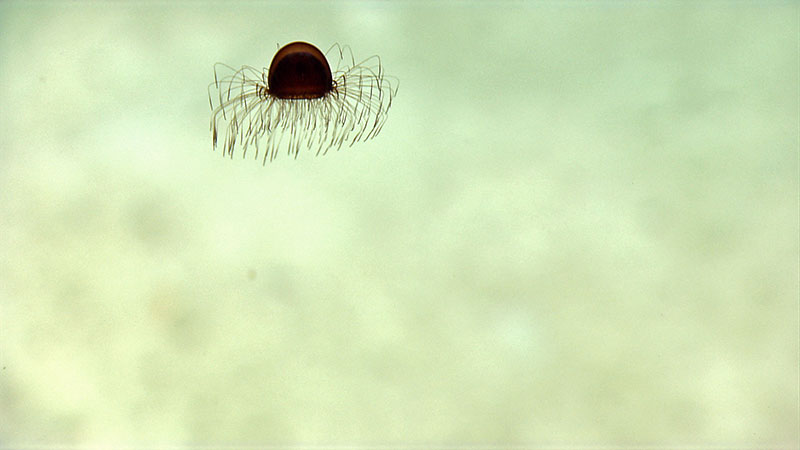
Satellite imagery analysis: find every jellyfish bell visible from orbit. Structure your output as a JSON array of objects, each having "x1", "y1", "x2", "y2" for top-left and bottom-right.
[
  {"x1": 268, "y1": 41, "x2": 333, "y2": 99},
  {"x1": 208, "y1": 41, "x2": 397, "y2": 164}
]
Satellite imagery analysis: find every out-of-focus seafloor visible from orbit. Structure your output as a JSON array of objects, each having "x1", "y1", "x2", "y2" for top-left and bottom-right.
[{"x1": 0, "y1": 1, "x2": 797, "y2": 446}]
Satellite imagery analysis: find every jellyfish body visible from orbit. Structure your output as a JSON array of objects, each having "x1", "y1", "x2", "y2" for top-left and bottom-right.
[{"x1": 208, "y1": 41, "x2": 397, "y2": 163}]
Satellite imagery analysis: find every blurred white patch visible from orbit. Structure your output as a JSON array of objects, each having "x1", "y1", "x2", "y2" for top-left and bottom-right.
[{"x1": 492, "y1": 309, "x2": 545, "y2": 360}]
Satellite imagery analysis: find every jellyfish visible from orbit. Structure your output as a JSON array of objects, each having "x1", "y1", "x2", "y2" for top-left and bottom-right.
[{"x1": 208, "y1": 41, "x2": 398, "y2": 164}]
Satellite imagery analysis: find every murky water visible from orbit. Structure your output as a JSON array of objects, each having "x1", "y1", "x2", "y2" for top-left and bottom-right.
[{"x1": 1, "y1": 1, "x2": 798, "y2": 445}]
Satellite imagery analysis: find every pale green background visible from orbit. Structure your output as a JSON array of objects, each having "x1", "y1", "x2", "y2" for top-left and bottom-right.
[{"x1": 0, "y1": 1, "x2": 798, "y2": 447}]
